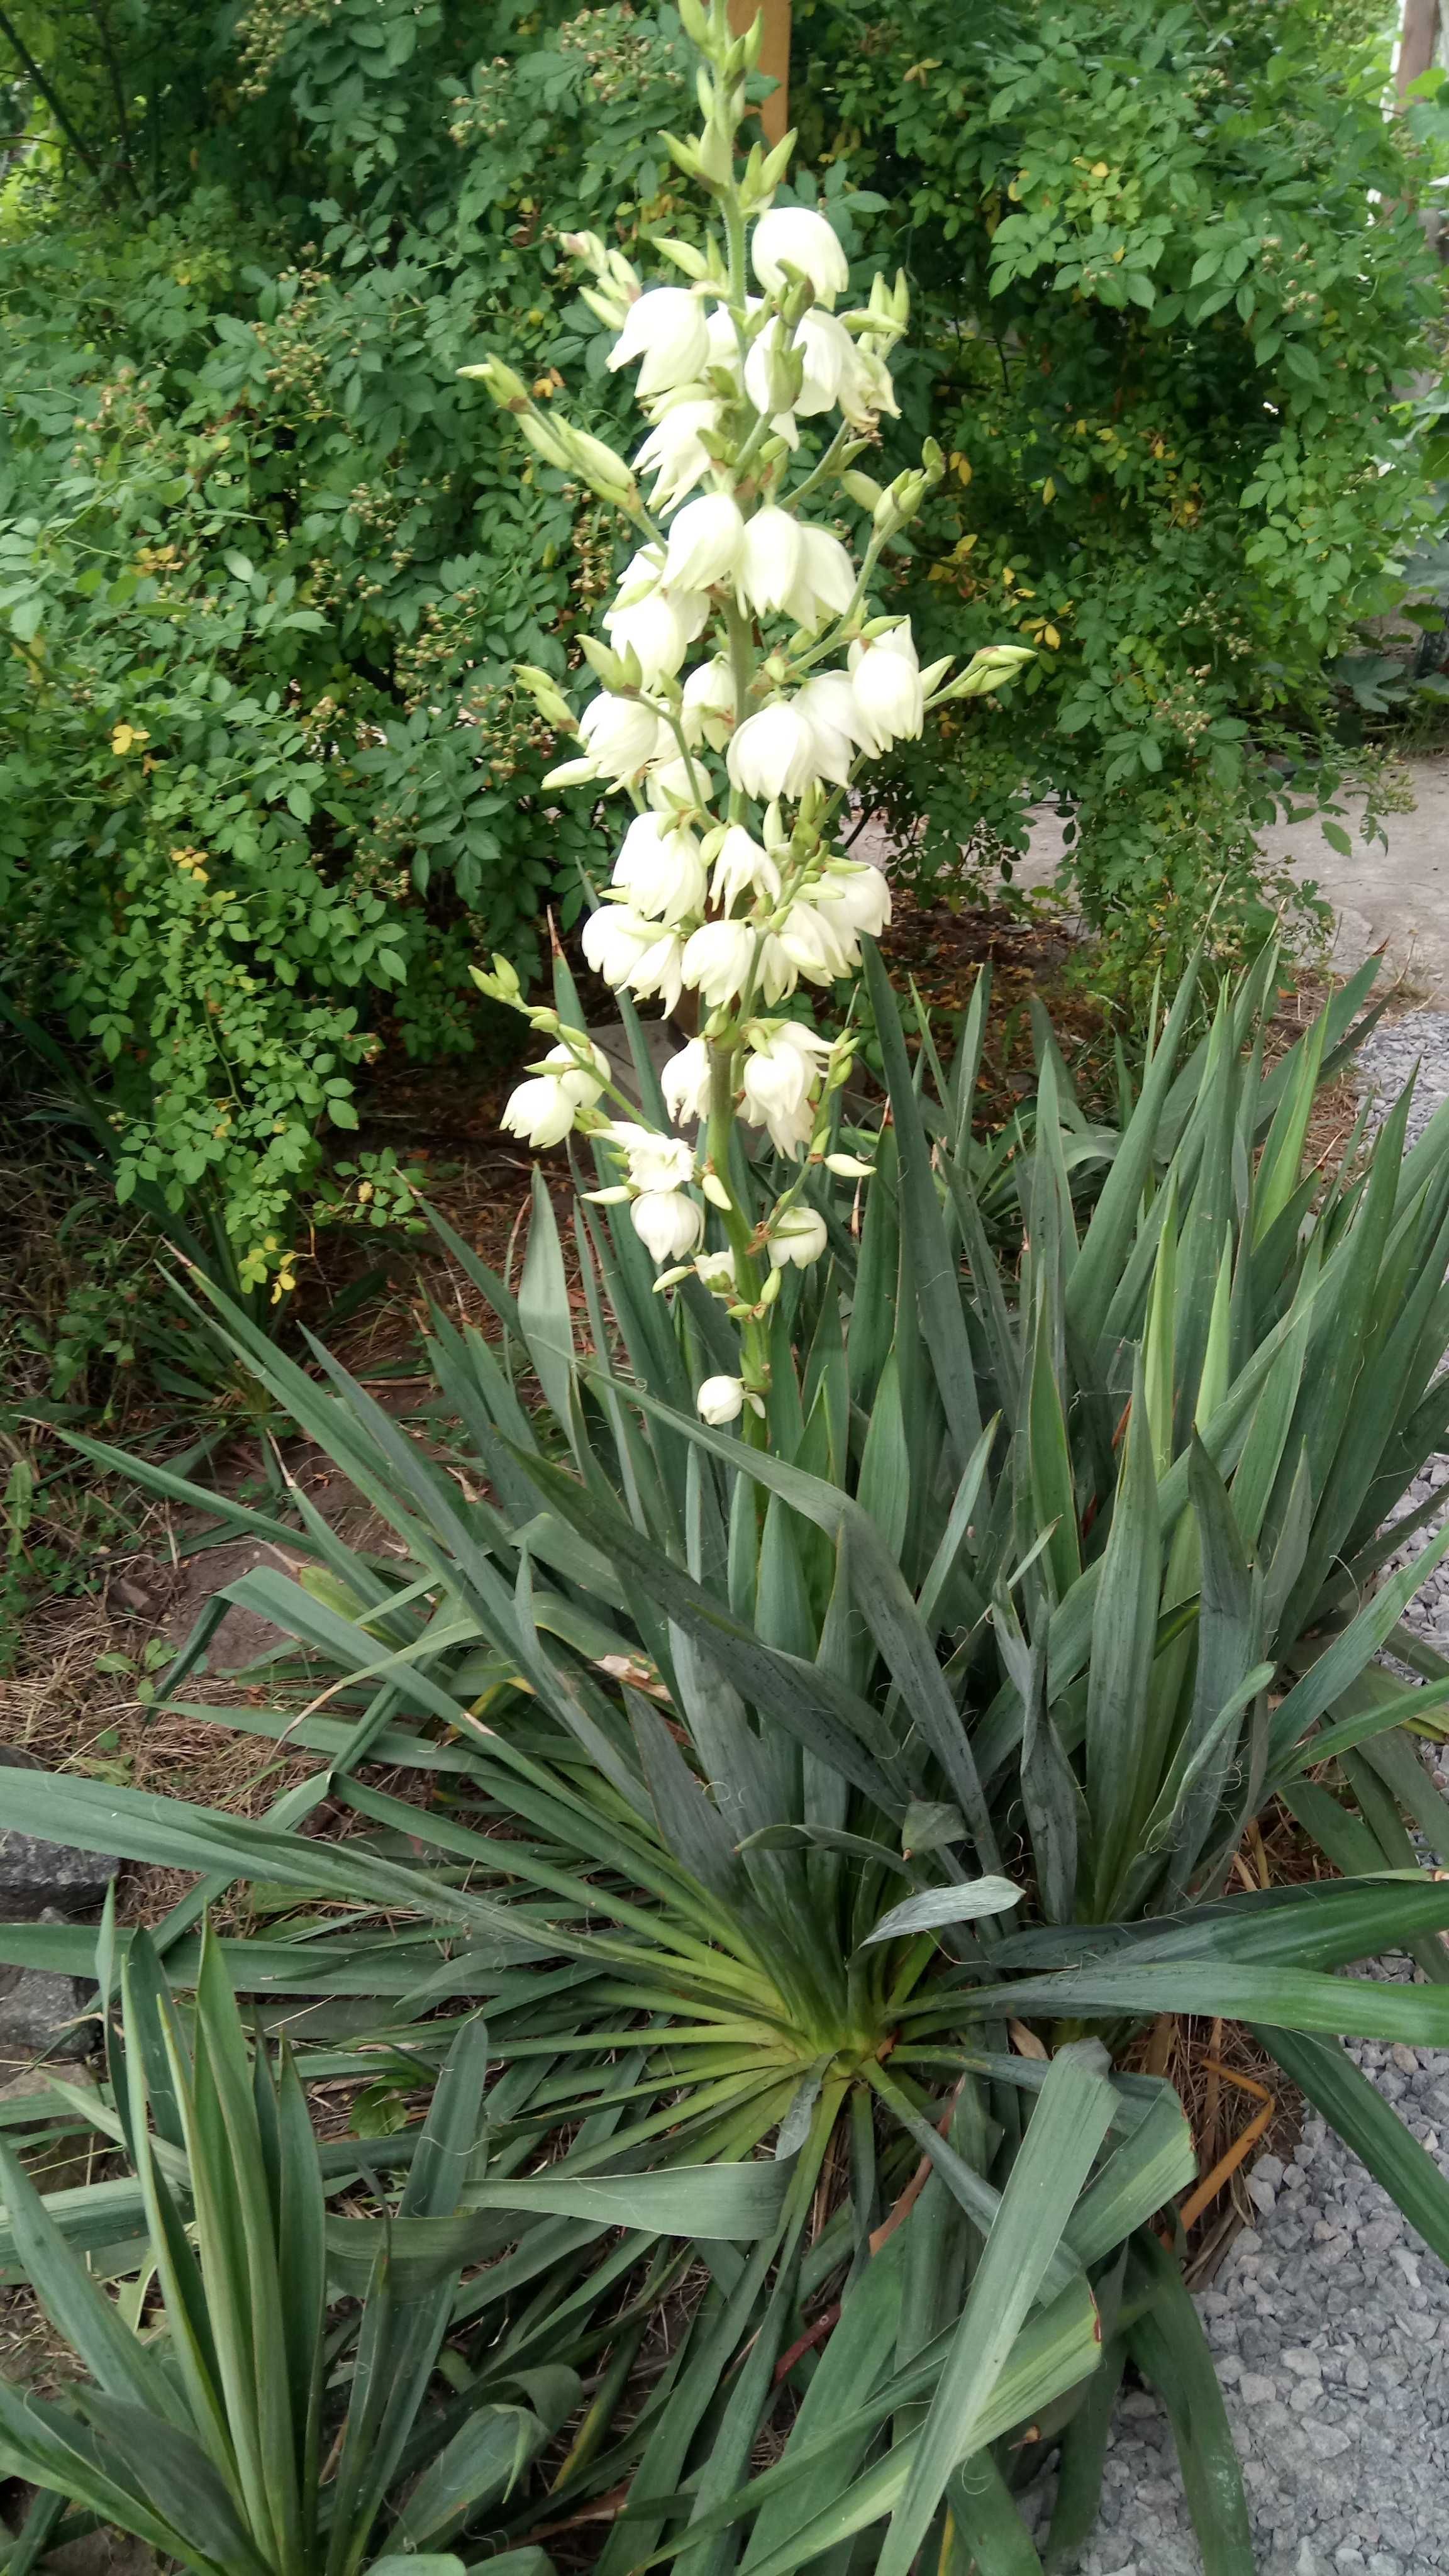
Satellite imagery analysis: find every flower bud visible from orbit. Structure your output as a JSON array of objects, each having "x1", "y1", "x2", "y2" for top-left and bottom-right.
[
  {"x1": 943, "y1": 645, "x2": 1036, "y2": 699},
  {"x1": 655, "y1": 236, "x2": 711, "y2": 280},
  {"x1": 514, "y1": 664, "x2": 577, "y2": 730},
  {"x1": 458, "y1": 355, "x2": 529, "y2": 409},
  {"x1": 521, "y1": 412, "x2": 571, "y2": 470},
  {"x1": 560, "y1": 424, "x2": 638, "y2": 507}
]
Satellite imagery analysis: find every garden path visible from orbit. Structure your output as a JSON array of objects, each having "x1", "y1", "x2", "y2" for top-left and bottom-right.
[{"x1": 1013, "y1": 750, "x2": 1449, "y2": 1001}]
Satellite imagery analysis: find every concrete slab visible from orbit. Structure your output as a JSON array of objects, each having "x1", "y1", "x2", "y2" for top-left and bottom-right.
[
  {"x1": 1003, "y1": 752, "x2": 1449, "y2": 1001},
  {"x1": 1253, "y1": 751, "x2": 1449, "y2": 999}
]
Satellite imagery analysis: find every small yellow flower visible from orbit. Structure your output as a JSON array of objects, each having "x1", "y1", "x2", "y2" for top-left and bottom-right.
[{"x1": 111, "y1": 723, "x2": 150, "y2": 756}]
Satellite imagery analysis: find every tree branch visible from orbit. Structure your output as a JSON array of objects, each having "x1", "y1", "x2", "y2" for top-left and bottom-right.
[
  {"x1": 89, "y1": 0, "x2": 142, "y2": 199},
  {"x1": 0, "y1": 3, "x2": 101, "y2": 177}
]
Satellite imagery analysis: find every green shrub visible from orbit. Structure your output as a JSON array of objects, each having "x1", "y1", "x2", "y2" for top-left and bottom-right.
[
  {"x1": 4, "y1": 0, "x2": 1439, "y2": 1278},
  {"x1": 791, "y1": 0, "x2": 1447, "y2": 978},
  {"x1": 0, "y1": 4, "x2": 702, "y2": 1282}
]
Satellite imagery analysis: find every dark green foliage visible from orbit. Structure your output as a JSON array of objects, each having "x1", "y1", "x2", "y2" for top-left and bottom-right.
[
  {"x1": 0, "y1": 0, "x2": 697, "y2": 1280},
  {"x1": 793, "y1": 0, "x2": 1446, "y2": 982},
  {"x1": 4, "y1": 0, "x2": 1443, "y2": 1267}
]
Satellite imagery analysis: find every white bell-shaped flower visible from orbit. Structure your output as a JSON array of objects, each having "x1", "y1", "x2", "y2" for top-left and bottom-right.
[
  {"x1": 634, "y1": 395, "x2": 720, "y2": 510},
  {"x1": 838, "y1": 345, "x2": 900, "y2": 430},
  {"x1": 663, "y1": 491, "x2": 745, "y2": 592},
  {"x1": 848, "y1": 623, "x2": 924, "y2": 753},
  {"x1": 696, "y1": 1374, "x2": 745, "y2": 1424},
  {"x1": 582, "y1": 903, "x2": 657, "y2": 986},
  {"x1": 605, "y1": 1123, "x2": 695, "y2": 1194},
  {"x1": 711, "y1": 824, "x2": 780, "y2": 911},
  {"x1": 775, "y1": 897, "x2": 853, "y2": 984},
  {"x1": 740, "y1": 1022, "x2": 831, "y2": 1158},
  {"x1": 661, "y1": 1036, "x2": 713, "y2": 1125},
  {"x1": 608, "y1": 286, "x2": 709, "y2": 396},
  {"x1": 767, "y1": 1204, "x2": 830, "y2": 1269},
  {"x1": 782, "y1": 526, "x2": 857, "y2": 631},
  {"x1": 752, "y1": 932, "x2": 799, "y2": 1007},
  {"x1": 646, "y1": 754, "x2": 708, "y2": 814},
  {"x1": 604, "y1": 589, "x2": 691, "y2": 683},
  {"x1": 735, "y1": 505, "x2": 803, "y2": 616},
  {"x1": 580, "y1": 692, "x2": 665, "y2": 784},
  {"x1": 727, "y1": 699, "x2": 822, "y2": 801},
  {"x1": 604, "y1": 571, "x2": 709, "y2": 683},
  {"x1": 818, "y1": 858, "x2": 892, "y2": 940},
  {"x1": 501, "y1": 1041, "x2": 609, "y2": 1150},
  {"x1": 612, "y1": 813, "x2": 707, "y2": 925},
  {"x1": 582, "y1": 904, "x2": 685, "y2": 1014},
  {"x1": 501, "y1": 1077, "x2": 580, "y2": 1150},
  {"x1": 751, "y1": 208, "x2": 850, "y2": 307},
  {"x1": 791, "y1": 673, "x2": 862, "y2": 787},
  {"x1": 693, "y1": 1247, "x2": 737, "y2": 1296},
  {"x1": 680, "y1": 655, "x2": 738, "y2": 751},
  {"x1": 633, "y1": 1189, "x2": 704, "y2": 1262},
  {"x1": 680, "y1": 916, "x2": 757, "y2": 1008},
  {"x1": 794, "y1": 310, "x2": 857, "y2": 413}
]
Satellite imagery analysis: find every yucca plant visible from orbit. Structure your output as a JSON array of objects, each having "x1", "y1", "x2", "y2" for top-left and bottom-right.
[
  {"x1": 9, "y1": 0, "x2": 1449, "y2": 2555},
  {"x1": 9, "y1": 947, "x2": 1449, "y2": 2571},
  {"x1": 0, "y1": 1913, "x2": 809, "y2": 2576}
]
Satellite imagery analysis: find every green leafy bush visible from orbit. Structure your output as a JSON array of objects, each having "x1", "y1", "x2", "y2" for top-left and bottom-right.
[
  {"x1": 0, "y1": 3, "x2": 703, "y2": 1281},
  {"x1": 5, "y1": 0, "x2": 1439, "y2": 1283},
  {"x1": 792, "y1": 0, "x2": 1446, "y2": 977}
]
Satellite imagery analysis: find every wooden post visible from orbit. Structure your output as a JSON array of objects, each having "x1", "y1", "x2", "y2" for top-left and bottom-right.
[
  {"x1": 1398, "y1": 0, "x2": 1441, "y2": 96},
  {"x1": 729, "y1": 0, "x2": 791, "y2": 147}
]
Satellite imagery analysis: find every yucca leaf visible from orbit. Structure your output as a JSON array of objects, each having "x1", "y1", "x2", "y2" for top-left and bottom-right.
[
  {"x1": 1042, "y1": 2331, "x2": 1125, "y2": 2570},
  {"x1": 1125, "y1": 2230, "x2": 1253, "y2": 2573},
  {"x1": 963, "y1": 1958, "x2": 1449, "y2": 2043},
  {"x1": 1268, "y1": 1514, "x2": 1449, "y2": 1765},
  {"x1": 638, "y1": 2272, "x2": 1104, "y2": 2576},
  {"x1": 1255, "y1": 2023, "x2": 1449, "y2": 2268},
  {"x1": 945, "y1": 2453, "x2": 1045, "y2": 2573},
  {"x1": 325, "y1": 2158, "x2": 796, "y2": 2295},
  {"x1": 0, "y1": 2382, "x2": 225, "y2": 2575},
  {"x1": 519, "y1": 1167, "x2": 581, "y2": 1455},
  {"x1": 393, "y1": 2406, "x2": 545, "y2": 2550},
  {"x1": 0, "y1": 1771, "x2": 553, "y2": 1949},
  {"x1": 506, "y1": 1443, "x2": 904, "y2": 1809},
  {"x1": 862, "y1": 1880, "x2": 1023, "y2": 1943},
  {"x1": 1068, "y1": 948, "x2": 1200, "y2": 1348},
  {"x1": 1085, "y1": 1353, "x2": 1160, "y2": 1913},
  {"x1": 0, "y1": 2141, "x2": 186, "y2": 2424},
  {"x1": 580, "y1": 1384, "x2": 1002, "y2": 1863},
  {"x1": 863, "y1": 937, "x2": 982, "y2": 1472},
  {"x1": 874, "y1": 2043, "x2": 1114, "y2": 2576}
]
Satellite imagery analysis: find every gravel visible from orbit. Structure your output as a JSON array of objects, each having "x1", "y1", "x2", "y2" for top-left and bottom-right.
[{"x1": 1060, "y1": 1009, "x2": 1449, "y2": 2573}]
